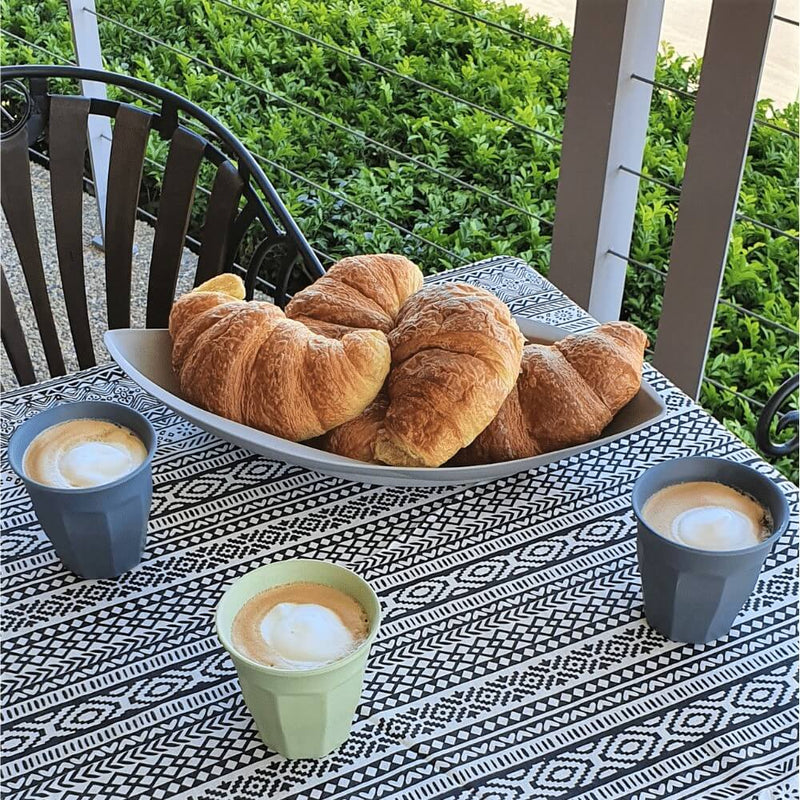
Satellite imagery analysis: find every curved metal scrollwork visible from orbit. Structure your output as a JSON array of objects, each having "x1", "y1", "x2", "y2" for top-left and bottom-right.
[
  {"x1": 756, "y1": 374, "x2": 799, "y2": 458},
  {"x1": 0, "y1": 79, "x2": 32, "y2": 140}
]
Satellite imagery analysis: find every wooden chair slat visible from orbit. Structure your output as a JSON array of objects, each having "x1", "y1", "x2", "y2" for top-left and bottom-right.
[
  {"x1": 48, "y1": 95, "x2": 96, "y2": 369},
  {"x1": 1, "y1": 269, "x2": 37, "y2": 386},
  {"x1": 194, "y1": 160, "x2": 244, "y2": 287},
  {"x1": 146, "y1": 127, "x2": 206, "y2": 327},
  {"x1": 104, "y1": 105, "x2": 152, "y2": 329},
  {"x1": 0, "y1": 126, "x2": 66, "y2": 377}
]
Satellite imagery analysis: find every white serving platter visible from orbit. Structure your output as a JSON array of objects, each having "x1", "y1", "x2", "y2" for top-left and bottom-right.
[{"x1": 105, "y1": 320, "x2": 666, "y2": 487}]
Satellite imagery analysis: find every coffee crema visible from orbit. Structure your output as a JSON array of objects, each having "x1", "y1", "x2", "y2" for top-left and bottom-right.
[
  {"x1": 23, "y1": 418, "x2": 147, "y2": 489},
  {"x1": 642, "y1": 480, "x2": 771, "y2": 551},
  {"x1": 231, "y1": 582, "x2": 369, "y2": 670}
]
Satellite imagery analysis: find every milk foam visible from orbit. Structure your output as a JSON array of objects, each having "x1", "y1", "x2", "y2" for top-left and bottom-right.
[
  {"x1": 642, "y1": 481, "x2": 769, "y2": 552},
  {"x1": 23, "y1": 419, "x2": 147, "y2": 489},
  {"x1": 231, "y1": 582, "x2": 369, "y2": 670},
  {"x1": 259, "y1": 602, "x2": 355, "y2": 667},
  {"x1": 671, "y1": 506, "x2": 760, "y2": 550}
]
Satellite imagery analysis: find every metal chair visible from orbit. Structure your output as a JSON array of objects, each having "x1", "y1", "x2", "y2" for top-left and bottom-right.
[{"x1": 0, "y1": 64, "x2": 325, "y2": 387}]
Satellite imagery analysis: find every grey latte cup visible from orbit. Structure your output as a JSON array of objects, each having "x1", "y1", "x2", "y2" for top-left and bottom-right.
[
  {"x1": 8, "y1": 401, "x2": 156, "y2": 579},
  {"x1": 632, "y1": 457, "x2": 789, "y2": 644}
]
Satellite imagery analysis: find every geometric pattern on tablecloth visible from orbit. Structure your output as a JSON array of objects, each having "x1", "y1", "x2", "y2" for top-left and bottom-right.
[{"x1": 1, "y1": 257, "x2": 797, "y2": 800}]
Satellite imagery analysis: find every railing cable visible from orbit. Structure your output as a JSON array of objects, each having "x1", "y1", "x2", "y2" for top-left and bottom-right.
[
  {"x1": 630, "y1": 73, "x2": 696, "y2": 101},
  {"x1": 643, "y1": 352, "x2": 781, "y2": 414},
  {"x1": 752, "y1": 117, "x2": 800, "y2": 138},
  {"x1": 619, "y1": 164, "x2": 680, "y2": 193},
  {"x1": 421, "y1": 0, "x2": 572, "y2": 55},
  {"x1": 645, "y1": 347, "x2": 788, "y2": 416},
  {"x1": 736, "y1": 212, "x2": 800, "y2": 243},
  {"x1": 253, "y1": 153, "x2": 470, "y2": 263},
  {"x1": 210, "y1": 0, "x2": 561, "y2": 144},
  {"x1": 608, "y1": 249, "x2": 798, "y2": 336},
  {"x1": 619, "y1": 165, "x2": 800, "y2": 242},
  {"x1": 715, "y1": 300, "x2": 798, "y2": 336},
  {"x1": 0, "y1": 31, "x2": 76, "y2": 64},
  {"x1": 703, "y1": 376, "x2": 766, "y2": 409},
  {"x1": 631, "y1": 72, "x2": 800, "y2": 139},
  {"x1": 753, "y1": 117, "x2": 800, "y2": 139},
  {"x1": 86, "y1": 9, "x2": 555, "y2": 228},
  {"x1": 607, "y1": 249, "x2": 666, "y2": 277}
]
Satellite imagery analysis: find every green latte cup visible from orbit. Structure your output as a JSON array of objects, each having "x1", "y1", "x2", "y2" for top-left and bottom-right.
[{"x1": 215, "y1": 559, "x2": 381, "y2": 759}]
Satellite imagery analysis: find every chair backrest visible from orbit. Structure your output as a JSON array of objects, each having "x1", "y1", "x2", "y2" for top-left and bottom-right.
[{"x1": 0, "y1": 65, "x2": 325, "y2": 387}]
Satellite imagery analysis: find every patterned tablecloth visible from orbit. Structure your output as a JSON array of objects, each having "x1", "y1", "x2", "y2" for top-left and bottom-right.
[{"x1": 1, "y1": 257, "x2": 797, "y2": 800}]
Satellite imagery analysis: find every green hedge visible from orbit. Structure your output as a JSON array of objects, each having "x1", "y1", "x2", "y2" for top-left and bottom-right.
[{"x1": 4, "y1": 0, "x2": 798, "y2": 480}]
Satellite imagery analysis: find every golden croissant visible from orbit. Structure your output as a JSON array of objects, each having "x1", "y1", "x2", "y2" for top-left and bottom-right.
[
  {"x1": 453, "y1": 321, "x2": 648, "y2": 465},
  {"x1": 323, "y1": 393, "x2": 388, "y2": 464},
  {"x1": 286, "y1": 254, "x2": 424, "y2": 334},
  {"x1": 291, "y1": 257, "x2": 523, "y2": 467},
  {"x1": 325, "y1": 321, "x2": 647, "y2": 466},
  {"x1": 370, "y1": 282, "x2": 524, "y2": 467},
  {"x1": 169, "y1": 275, "x2": 390, "y2": 441}
]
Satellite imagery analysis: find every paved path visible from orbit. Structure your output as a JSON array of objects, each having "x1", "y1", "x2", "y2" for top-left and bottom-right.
[{"x1": 515, "y1": 0, "x2": 799, "y2": 109}]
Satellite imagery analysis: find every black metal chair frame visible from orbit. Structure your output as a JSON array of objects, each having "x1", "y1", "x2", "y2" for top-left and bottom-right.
[
  {"x1": 1, "y1": 64, "x2": 325, "y2": 386},
  {"x1": 755, "y1": 374, "x2": 799, "y2": 459}
]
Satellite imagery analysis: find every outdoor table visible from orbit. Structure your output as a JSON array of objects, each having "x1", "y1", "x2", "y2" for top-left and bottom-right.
[{"x1": 2, "y1": 256, "x2": 797, "y2": 800}]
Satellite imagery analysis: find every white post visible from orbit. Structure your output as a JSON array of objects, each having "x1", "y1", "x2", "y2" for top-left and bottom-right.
[
  {"x1": 549, "y1": 0, "x2": 664, "y2": 322},
  {"x1": 653, "y1": 0, "x2": 776, "y2": 398},
  {"x1": 67, "y1": 0, "x2": 112, "y2": 248}
]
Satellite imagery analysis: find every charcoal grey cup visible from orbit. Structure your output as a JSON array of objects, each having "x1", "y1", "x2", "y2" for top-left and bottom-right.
[
  {"x1": 8, "y1": 401, "x2": 156, "y2": 580},
  {"x1": 632, "y1": 457, "x2": 789, "y2": 644}
]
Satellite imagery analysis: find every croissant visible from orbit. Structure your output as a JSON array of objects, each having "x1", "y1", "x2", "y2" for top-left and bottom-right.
[
  {"x1": 453, "y1": 321, "x2": 647, "y2": 465},
  {"x1": 326, "y1": 321, "x2": 647, "y2": 466},
  {"x1": 322, "y1": 393, "x2": 388, "y2": 464},
  {"x1": 169, "y1": 275, "x2": 391, "y2": 441},
  {"x1": 371, "y1": 283, "x2": 525, "y2": 467},
  {"x1": 286, "y1": 254, "x2": 424, "y2": 333}
]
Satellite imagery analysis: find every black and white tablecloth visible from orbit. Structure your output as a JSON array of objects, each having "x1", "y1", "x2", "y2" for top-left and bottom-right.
[{"x1": 1, "y1": 257, "x2": 797, "y2": 800}]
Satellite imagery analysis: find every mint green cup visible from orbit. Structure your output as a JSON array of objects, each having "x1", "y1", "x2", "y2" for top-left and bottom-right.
[{"x1": 215, "y1": 559, "x2": 381, "y2": 759}]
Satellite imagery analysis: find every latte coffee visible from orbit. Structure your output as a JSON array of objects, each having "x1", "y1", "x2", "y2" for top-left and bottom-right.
[
  {"x1": 232, "y1": 582, "x2": 369, "y2": 670},
  {"x1": 642, "y1": 480, "x2": 771, "y2": 551},
  {"x1": 23, "y1": 418, "x2": 148, "y2": 489}
]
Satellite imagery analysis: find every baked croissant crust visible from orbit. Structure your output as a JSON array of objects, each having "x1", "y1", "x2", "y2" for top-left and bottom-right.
[
  {"x1": 372, "y1": 283, "x2": 525, "y2": 467},
  {"x1": 327, "y1": 321, "x2": 647, "y2": 466},
  {"x1": 169, "y1": 275, "x2": 391, "y2": 441},
  {"x1": 322, "y1": 393, "x2": 388, "y2": 464},
  {"x1": 286, "y1": 254, "x2": 424, "y2": 333},
  {"x1": 453, "y1": 321, "x2": 647, "y2": 465}
]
